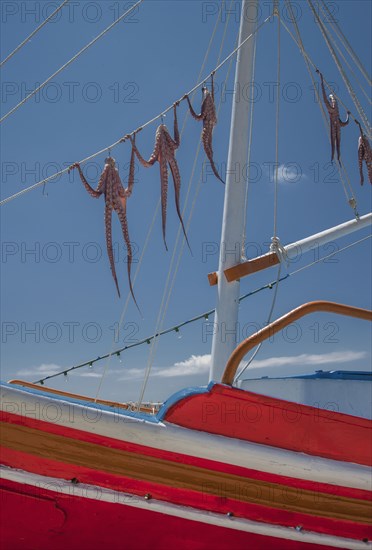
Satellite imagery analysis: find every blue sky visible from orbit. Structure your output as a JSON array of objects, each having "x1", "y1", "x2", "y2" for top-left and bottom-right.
[{"x1": 1, "y1": 0, "x2": 371, "y2": 403}]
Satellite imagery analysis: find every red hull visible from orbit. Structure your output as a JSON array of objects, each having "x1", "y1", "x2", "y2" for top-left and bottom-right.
[
  {"x1": 1, "y1": 478, "x2": 335, "y2": 550},
  {"x1": 164, "y1": 384, "x2": 372, "y2": 466},
  {"x1": 1, "y1": 381, "x2": 371, "y2": 548}
]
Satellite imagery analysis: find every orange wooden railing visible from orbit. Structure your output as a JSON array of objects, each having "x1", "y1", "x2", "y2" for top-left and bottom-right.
[
  {"x1": 221, "y1": 301, "x2": 372, "y2": 385},
  {"x1": 7, "y1": 379, "x2": 159, "y2": 414}
]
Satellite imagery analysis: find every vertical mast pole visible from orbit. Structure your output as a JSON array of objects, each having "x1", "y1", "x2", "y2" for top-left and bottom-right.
[{"x1": 210, "y1": 0, "x2": 258, "y2": 382}]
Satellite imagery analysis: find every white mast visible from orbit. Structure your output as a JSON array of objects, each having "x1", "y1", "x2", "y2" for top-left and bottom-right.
[{"x1": 210, "y1": 0, "x2": 258, "y2": 382}]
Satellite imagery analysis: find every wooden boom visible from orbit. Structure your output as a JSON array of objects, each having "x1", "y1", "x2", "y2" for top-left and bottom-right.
[{"x1": 208, "y1": 213, "x2": 372, "y2": 286}]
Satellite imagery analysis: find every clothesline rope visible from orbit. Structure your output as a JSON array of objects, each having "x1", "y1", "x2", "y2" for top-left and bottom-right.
[
  {"x1": 0, "y1": 0, "x2": 144, "y2": 124},
  {"x1": 0, "y1": 14, "x2": 273, "y2": 207},
  {"x1": 0, "y1": 0, "x2": 70, "y2": 68}
]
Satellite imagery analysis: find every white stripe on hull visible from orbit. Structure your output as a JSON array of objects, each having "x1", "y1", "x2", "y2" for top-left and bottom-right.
[{"x1": 1, "y1": 385, "x2": 371, "y2": 491}]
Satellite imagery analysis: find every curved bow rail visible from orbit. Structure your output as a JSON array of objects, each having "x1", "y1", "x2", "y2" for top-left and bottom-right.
[
  {"x1": 6, "y1": 379, "x2": 160, "y2": 415},
  {"x1": 221, "y1": 300, "x2": 372, "y2": 385}
]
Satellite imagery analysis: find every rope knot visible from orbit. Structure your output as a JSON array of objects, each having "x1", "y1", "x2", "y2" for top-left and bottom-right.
[
  {"x1": 270, "y1": 236, "x2": 289, "y2": 266},
  {"x1": 348, "y1": 198, "x2": 359, "y2": 219}
]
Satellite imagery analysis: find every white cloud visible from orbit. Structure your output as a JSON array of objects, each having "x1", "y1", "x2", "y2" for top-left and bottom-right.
[
  {"x1": 119, "y1": 350, "x2": 368, "y2": 382},
  {"x1": 265, "y1": 163, "x2": 306, "y2": 184},
  {"x1": 245, "y1": 350, "x2": 367, "y2": 369},
  {"x1": 78, "y1": 371, "x2": 102, "y2": 378},
  {"x1": 17, "y1": 363, "x2": 64, "y2": 377},
  {"x1": 16, "y1": 363, "x2": 125, "y2": 380},
  {"x1": 156, "y1": 354, "x2": 211, "y2": 378},
  {"x1": 16, "y1": 351, "x2": 368, "y2": 385},
  {"x1": 118, "y1": 367, "x2": 147, "y2": 382},
  {"x1": 118, "y1": 355, "x2": 211, "y2": 381}
]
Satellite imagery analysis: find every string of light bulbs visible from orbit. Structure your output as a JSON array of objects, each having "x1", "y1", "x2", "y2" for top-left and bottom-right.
[{"x1": 33, "y1": 274, "x2": 289, "y2": 385}]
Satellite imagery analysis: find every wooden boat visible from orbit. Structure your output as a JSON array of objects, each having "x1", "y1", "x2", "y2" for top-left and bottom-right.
[{"x1": 1, "y1": 1, "x2": 371, "y2": 548}]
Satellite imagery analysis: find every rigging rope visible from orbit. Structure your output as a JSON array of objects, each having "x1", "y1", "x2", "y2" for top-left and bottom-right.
[
  {"x1": 284, "y1": 0, "x2": 333, "y2": 171},
  {"x1": 320, "y1": 0, "x2": 372, "y2": 87},
  {"x1": 148, "y1": 20, "x2": 238, "y2": 400},
  {"x1": 307, "y1": 0, "x2": 371, "y2": 139},
  {"x1": 241, "y1": 32, "x2": 257, "y2": 261},
  {"x1": 318, "y1": 12, "x2": 371, "y2": 106},
  {"x1": 273, "y1": 1, "x2": 281, "y2": 239},
  {"x1": 236, "y1": 230, "x2": 372, "y2": 381},
  {"x1": 0, "y1": 0, "x2": 144, "y2": 124},
  {"x1": 279, "y1": 18, "x2": 361, "y2": 127},
  {"x1": 95, "y1": 0, "x2": 228, "y2": 406},
  {"x1": 93, "y1": 31, "x2": 223, "y2": 400},
  {"x1": 0, "y1": 13, "x2": 273, "y2": 207},
  {"x1": 32, "y1": 233, "x2": 371, "y2": 386},
  {"x1": 0, "y1": 0, "x2": 70, "y2": 68},
  {"x1": 238, "y1": 1, "x2": 283, "y2": 382},
  {"x1": 280, "y1": 13, "x2": 358, "y2": 213},
  {"x1": 137, "y1": 0, "x2": 236, "y2": 407}
]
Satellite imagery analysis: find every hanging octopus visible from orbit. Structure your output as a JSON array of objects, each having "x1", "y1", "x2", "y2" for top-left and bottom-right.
[
  {"x1": 69, "y1": 151, "x2": 140, "y2": 311},
  {"x1": 184, "y1": 73, "x2": 224, "y2": 184},
  {"x1": 129, "y1": 103, "x2": 190, "y2": 252},
  {"x1": 355, "y1": 120, "x2": 372, "y2": 185},
  {"x1": 316, "y1": 70, "x2": 350, "y2": 164}
]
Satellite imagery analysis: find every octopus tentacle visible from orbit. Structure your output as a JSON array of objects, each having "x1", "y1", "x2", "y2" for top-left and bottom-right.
[
  {"x1": 115, "y1": 197, "x2": 141, "y2": 313},
  {"x1": 173, "y1": 103, "x2": 180, "y2": 148},
  {"x1": 317, "y1": 71, "x2": 332, "y2": 111},
  {"x1": 126, "y1": 135, "x2": 136, "y2": 196},
  {"x1": 185, "y1": 86, "x2": 224, "y2": 183},
  {"x1": 339, "y1": 113, "x2": 350, "y2": 127},
  {"x1": 168, "y1": 156, "x2": 191, "y2": 252},
  {"x1": 104, "y1": 201, "x2": 121, "y2": 298},
  {"x1": 159, "y1": 152, "x2": 169, "y2": 251},
  {"x1": 184, "y1": 94, "x2": 203, "y2": 121},
  {"x1": 330, "y1": 126, "x2": 335, "y2": 162},
  {"x1": 317, "y1": 70, "x2": 349, "y2": 164},
  {"x1": 358, "y1": 137, "x2": 365, "y2": 185},
  {"x1": 130, "y1": 133, "x2": 158, "y2": 167},
  {"x1": 70, "y1": 162, "x2": 106, "y2": 197},
  {"x1": 367, "y1": 156, "x2": 372, "y2": 184},
  {"x1": 355, "y1": 120, "x2": 372, "y2": 185},
  {"x1": 129, "y1": 111, "x2": 190, "y2": 253},
  {"x1": 202, "y1": 125, "x2": 224, "y2": 183},
  {"x1": 355, "y1": 120, "x2": 363, "y2": 136},
  {"x1": 211, "y1": 72, "x2": 215, "y2": 104},
  {"x1": 336, "y1": 125, "x2": 342, "y2": 164},
  {"x1": 74, "y1": 155, "x2": 142, "y2": 307}
]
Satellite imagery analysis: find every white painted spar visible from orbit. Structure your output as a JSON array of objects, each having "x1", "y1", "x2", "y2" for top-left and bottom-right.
[
  {"x1": 210, "y1": 0, "x2": 258, "y2": 382},
  {"x1": 1, "y1": 384, "x2": 371, "y2": 491},
  {"x1": 252, "y1": 212, "x2": 372, "y2": 265},
  {"x1": 284, "y1": 212, "x2": 372, "y2": 259},
  {"x1": 1, "y1": 467, "x2": 370, "y2": 550}
]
